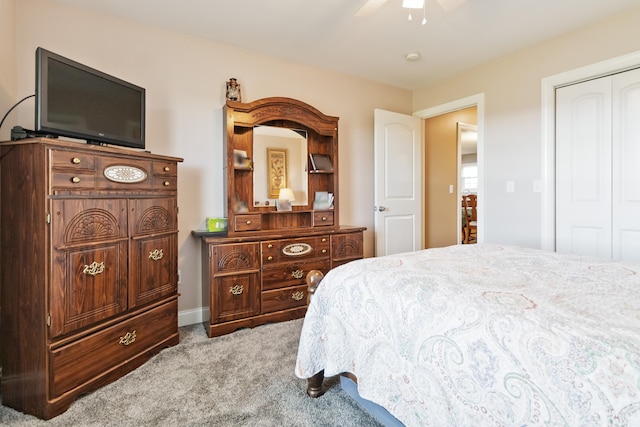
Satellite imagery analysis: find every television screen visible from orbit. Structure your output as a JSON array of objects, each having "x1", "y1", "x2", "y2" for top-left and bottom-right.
[{"x1": 35, "y1": 47, "x2": 145, "y2": 149}]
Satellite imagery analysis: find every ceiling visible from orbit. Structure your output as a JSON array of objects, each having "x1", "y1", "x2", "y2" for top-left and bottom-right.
[{"x1": 55, "y1": 0, "x2": 640, "y2": 90}]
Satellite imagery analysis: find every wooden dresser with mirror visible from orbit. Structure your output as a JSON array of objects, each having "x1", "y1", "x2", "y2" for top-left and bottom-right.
[{"x1": 198, "y1": 97, "x2": 365, "y2": 337}]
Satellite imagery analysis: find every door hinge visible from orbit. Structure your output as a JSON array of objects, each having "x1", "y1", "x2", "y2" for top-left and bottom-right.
[
  {"x1": 46, "y1": 313, "x2": 51, "y2": 327},
  {"x1": 46, "y1": 212, "x2": 51, "y2": 224}
]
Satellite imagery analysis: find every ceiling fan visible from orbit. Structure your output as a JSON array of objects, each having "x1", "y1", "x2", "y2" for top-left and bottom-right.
[{"x1": 356, "y1": 0, "x2": 467, "y2": 17}]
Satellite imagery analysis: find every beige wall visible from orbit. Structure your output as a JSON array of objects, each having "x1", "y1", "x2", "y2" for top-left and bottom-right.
[
  {"x1": 0, "y1": 0, "x2": 16, "y2": 142},
  {"x1": 3, "y1": 0, "x2": 411, "y2": 325},
  {"x1": 424, "y1": 107, "x2": 476, "y2": 248},
  {"x1": 5, "y1": 0, "x2": 640, "y2": 325},
  {"x1": 413, "y1": 6, "x2": 640, "y2": 248}
]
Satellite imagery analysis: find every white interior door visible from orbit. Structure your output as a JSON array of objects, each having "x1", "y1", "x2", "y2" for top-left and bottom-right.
[
  {"x1": 374, "y1": 109, "x2": 422, "y2": 257},
  {"x1": 556, "y1": 76, "x2": 612, "y2": 258}
]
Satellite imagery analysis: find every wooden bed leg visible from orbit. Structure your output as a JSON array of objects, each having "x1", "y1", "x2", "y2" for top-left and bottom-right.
[
  {"x1": 306, "y1": 270, "x2": 324, "y2": 304},
  {"x1": 306, "y1": 370, "x2": 325, "y2": 398},
  {"x1": 305, "y1": 271, "x2": 325, "y2": 398}
]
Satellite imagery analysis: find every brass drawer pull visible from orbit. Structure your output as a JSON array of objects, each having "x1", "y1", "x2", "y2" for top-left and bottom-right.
[
  {"x1": 267, "y1": 256, "x2": 273, "y2": 261},
  {"x1": 229, "y1": 284, "x2": 244, "y2": 295},
  {"x1": 246, "y1": 220, "x2": 252, "y2": 225},
  {"x1": 163, "y1": 181, "x2": 170, "y2": 186},
  {"x1": 321, "y1": 216, "x2": 327, "y2": 221},
  {"x1": 321, "y1": 238, "x2": 327, "y2": 242},
  {"x1": 119, "y1": 330, "x2": 137, "y2": 346},
  {"x1": 292, "y1": 291, "x2": 305, "y2": 301},
  {"x1": 292, "y1": 269, "x2": 304, "y2": 279},
  {"x1": 164, "y1": 166, "x2": 170, "y2": 172},
  {"x1": 149, "y1": 249, "x2": 164, "y2": 261},
  {"x1": 72, "y1": 157, "x2": 81, "y2": 164},
  {"x1": 71, "y1": 176, "x2": 81, "y2": 183},
  {"x1": 268, "y1": 244, "x2": 273, "y2": 248},
  {"x1": 321, "y1": 249, "x2": 327, "y2": 254},
  {"x1": 83, "y1": 261, "x2": 105, "y2": 276}
]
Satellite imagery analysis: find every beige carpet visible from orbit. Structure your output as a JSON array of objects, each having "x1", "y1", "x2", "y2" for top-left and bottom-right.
[{"x1": 0, "y1": 319, "x2": 383, "y2": 426}]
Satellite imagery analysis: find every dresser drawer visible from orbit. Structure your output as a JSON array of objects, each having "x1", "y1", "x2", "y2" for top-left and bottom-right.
[
  {"x1": 234, "y1": 214, "x2": 262, "y2": 232},
  {"x1": 154, "y1": 176, "x2": 178, "y2": 191},
  {"x1": 262, "y1": 284, "x2": 307, "y2": 314},
  {"x1": 262, "y1": 260, "x2": 330, "y2": 291},
  {"x1": 97, "y1": 157, "x2": 153, "y2": 190},
  {"x1": 313, "y1": 211, "x2": 334, "y2": 226},
  {"x1": 50, "y1": 149, "x2": 96, "y2": 171},
  {"x1": 153, "y1": 161, "x2": 178, "y2": 177},
  {"x1": 49, "y1": 299, "x2": 178, "y2": 398},
  {"x1": 51, "y1": 171, "x2": 97, "y2": 190},
  {"x1": 261, "y1": 236, "x2": 330, "y2": 264}
]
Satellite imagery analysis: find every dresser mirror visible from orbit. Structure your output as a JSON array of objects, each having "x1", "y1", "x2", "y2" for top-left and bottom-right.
[
  {"x1": 253, "y1": 126, "x2": 308, "y2": 207},
  {"x1": 224, "y1": 97, "x2": 341, "y2": 236}
]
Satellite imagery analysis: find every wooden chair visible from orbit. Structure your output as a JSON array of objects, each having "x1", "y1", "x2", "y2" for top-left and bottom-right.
[{"x1": 462, "y1": 194, "x2": 477, "y2": 244}]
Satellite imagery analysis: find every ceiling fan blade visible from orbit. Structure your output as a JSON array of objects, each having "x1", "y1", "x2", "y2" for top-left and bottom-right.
[
  {"x1": 355, "y1": 0, "x2": 389, "y2": 17},
  {"x1": 435, "y1": 0, "x2": 467, "y2": 12}
]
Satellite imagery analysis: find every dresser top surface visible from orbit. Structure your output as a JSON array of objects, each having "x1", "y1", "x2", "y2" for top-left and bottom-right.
[{"x1": 1, "y1": 137, "x2": 184, "y2": 163}]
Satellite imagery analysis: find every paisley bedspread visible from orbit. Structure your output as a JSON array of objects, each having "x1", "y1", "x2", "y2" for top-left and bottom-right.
[{"x1": 295, "y1": 244, "x2": 640, "y2": 426}]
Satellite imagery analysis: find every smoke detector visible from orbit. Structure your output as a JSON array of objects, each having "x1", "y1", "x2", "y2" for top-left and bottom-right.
[{"x1": 405, "y1": 52, "x2": 421, "y2": 62}]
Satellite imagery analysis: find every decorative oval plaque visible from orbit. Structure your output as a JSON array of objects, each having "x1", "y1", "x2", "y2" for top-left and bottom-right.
[
  {"x1": 282, "y1": 243, "x2": 312, "y2": 256},
  {"x1": 104, "y1": 165, "x2": 148, "y2": 183}
]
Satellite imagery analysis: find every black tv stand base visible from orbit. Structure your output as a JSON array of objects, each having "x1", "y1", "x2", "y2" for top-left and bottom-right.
[{"x1": 11, "y1": 126, "x2": 58, "y2": 141}]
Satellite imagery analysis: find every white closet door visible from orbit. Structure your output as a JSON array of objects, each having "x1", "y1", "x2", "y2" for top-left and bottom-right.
[
  {"x1": 556, "y1": 77, "x2": 612, "y2": 258},
  {"x1": 556, "y1": 68, "x2": 640, "y2": 262},
  {"x1": 612, "y1": 68, "x2": 640, "y2": 262}
]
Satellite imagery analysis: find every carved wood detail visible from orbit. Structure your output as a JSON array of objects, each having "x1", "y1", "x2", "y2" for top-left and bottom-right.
[
  {"x1": 334, "y1": 240, "x2": 360, "y2": 258},
  {"x1": 218, "y1": 249, "x2": 255, "y2": 271},
  {"x1": 65, "y1": 209, "x2": 120, "y2": 243},
  {"x1": 137, "y1": 206, "x2": 171, "y2": 233}
]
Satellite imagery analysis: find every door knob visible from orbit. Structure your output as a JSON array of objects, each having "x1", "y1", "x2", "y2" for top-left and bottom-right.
[{"x1": 374, "y1": 206, "x2": 387, "y2": 212}]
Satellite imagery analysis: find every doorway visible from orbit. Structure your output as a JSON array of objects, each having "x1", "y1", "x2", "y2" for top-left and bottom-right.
[
  {"x1": 417, "y1": 94, "x2": 484, "y2": 248},
  {"x1": 459, "y1": 122, "x2": 478, "y2": 244}
]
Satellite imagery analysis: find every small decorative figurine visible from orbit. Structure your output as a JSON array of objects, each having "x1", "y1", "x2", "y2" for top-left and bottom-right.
[{"x1": 226, "y1": 78, "x2": 241, "y2": 102}]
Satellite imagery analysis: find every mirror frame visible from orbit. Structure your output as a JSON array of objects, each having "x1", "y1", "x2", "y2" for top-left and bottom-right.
[{"x1": 224, "y1": 97, "x2": 340, "y2": 237}]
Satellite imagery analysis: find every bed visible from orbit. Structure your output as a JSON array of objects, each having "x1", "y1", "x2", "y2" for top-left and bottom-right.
[{"x1": 295, "y1": 244, "x2": 640, "y2": 426}]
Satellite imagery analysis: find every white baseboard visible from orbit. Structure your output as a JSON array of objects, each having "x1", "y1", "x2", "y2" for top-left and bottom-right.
[{"x1": 178, "y1": 307, "x2": 209, "y2": 327}]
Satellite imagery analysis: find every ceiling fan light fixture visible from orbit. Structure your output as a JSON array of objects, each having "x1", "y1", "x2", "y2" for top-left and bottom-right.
[{"x1": 402, "y1": 0, "x2": 424, "y2": 8}]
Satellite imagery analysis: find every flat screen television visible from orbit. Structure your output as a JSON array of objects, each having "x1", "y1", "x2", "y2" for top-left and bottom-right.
[{"x1": 35, "y1": 47, "x2": 145, "y2": 149}]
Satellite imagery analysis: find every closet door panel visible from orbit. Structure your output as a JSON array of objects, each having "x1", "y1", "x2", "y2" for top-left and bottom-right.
[
  {"x1": 555, "y1": 77, "x2": 612, "y2": 258},
  {"x1": 612, "y1": 68, "x2": 640, "y2": 262}
]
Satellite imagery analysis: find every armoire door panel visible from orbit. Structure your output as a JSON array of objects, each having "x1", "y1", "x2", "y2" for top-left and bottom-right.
[
  {"x1": 50, "y1": 242, "x2": 128, "y2": 338},
  {"x1": 129, "y1": 233, "x2": 177, "y2": 308},
  {"x1": 211, "y1": 273, "x2": 260, "y2": 322}
]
